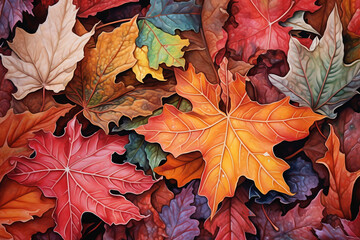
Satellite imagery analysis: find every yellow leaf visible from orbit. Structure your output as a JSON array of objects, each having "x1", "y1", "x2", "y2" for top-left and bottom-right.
[
  {"x1": 132, "y1": 46, "x2": 165, "y2": 83},
  {"x1": 1, "y1": 0, "x2": 95, "y2": 100}
]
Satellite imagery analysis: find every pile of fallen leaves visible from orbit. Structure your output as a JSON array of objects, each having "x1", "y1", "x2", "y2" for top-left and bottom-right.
[{"x1": 0, "y1": 0, "x2": 360, "y2": 239}]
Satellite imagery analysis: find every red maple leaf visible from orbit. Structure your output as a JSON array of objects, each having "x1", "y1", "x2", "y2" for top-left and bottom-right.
[
  {"x1": 8, "y1": 118, "x2": 157, "y2": 240},
  {"x1": 226, "y1": 0, "x2": 319, "y2": 61}
]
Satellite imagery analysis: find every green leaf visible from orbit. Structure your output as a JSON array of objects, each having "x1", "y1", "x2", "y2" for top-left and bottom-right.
[
  {"x1": 136, "y1": 20, "x2": 189, "y2": 69},
  {"x1": 146, "y1": 0, "x2": 201, "y2": 35},
  {"x1": 125, "y1": 133, "x2": 149, "y2": 170},
  {"x1": 269, "y1": 7, "x2": 360, "y2": 118},
  {"x1": 145, "y1": 143, "x2": 167, "y2": 174}
]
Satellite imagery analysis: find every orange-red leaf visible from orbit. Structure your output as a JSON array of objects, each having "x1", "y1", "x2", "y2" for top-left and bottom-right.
[
  {"x1": 154, "y1": 152, "x2": 205, "y2": 187},
  {"x1": 0, "y1": 177, "x2": 55, "y2": 240},
  {"x1": 136, "y1": 64, "x2": 324, "y2": 217},
  {"x1": 317, "y1": 125, "x2": 360, "y2": 219}
]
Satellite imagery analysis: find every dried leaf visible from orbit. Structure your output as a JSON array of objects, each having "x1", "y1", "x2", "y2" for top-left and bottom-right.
[
  {"x1": 317, "y1": 125, "x2": 360, "y2": 219},
  {"x1": 226, "y1": 0, "x2": 319, "y2": 61},
  {"x1": 155, "y1": 152, "x2": 205, "y2": 187},
  {"x1": 1, "y1": 0, "x2": 95, "y2": 99},
  {"x1": 204, "y1": 186, "x2": 256, "y2": 240},
  {"x1": 133, "y1": 46, "x2": 165, "y2": 82},
  {"x1": 160, "y1": 182, "x2": 200, "y2": 240},
  {"x1": 0, "y1": 105, "x2": 72, "y2": 181},
  {"x1": 0, "y1": 177, "x2": 55, "y2": 240},
  {"x1": 145, "y1": 0, "x2": 201, "y2": 34},
  {"x1": 269, "y1": 7, "x2": 360, "y2": 118},
  {"x1": 136, "y1": 64, "x2": 323, "y2": 216},
  {"x1": 136, "y1": 20, "x2": 189, "y2": 69},
  {"x1": 8, "y1": 118, "x2": 157, "y2": 240}
]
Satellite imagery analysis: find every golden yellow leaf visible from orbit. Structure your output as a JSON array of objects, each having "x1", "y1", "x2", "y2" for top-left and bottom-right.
[{"x1": 132, "y1": 46, "x2": 165, "y2": 83}]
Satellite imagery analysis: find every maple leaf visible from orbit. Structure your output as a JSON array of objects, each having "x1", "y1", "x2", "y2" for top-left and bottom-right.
[
  {"x1": 250, "y1": 191, "x2": 325, "y2": 239},
  {"x1": 0, "y1": 0, "x2": 33, "y2": 39},
  {"x1": 202, "y1": 0, "x2": 230, "y2": 61},
  {"x1": 250, "y1": 157, "x2": 319, "y2": 204},
  {"x1": 316, "y1": 125, "x2": 360, "y2": 219},
  {"x1": 8, "y1": 118, "x2": 157, "y2": 240},
  {"x1": 269, "y1": 6, "x2": 360, "y2": 118},
  {"x1": 226, "y1": 0, "x2": 319, "y2": 62},
  {"x1": 281, "y1": 11, "x2": 320, "y2": 35},
  {"x1": 0, "y1": 177, "x2": 55, "y2": 240},
  {"x1": 160, "y1": 182, "x2": 200, "y2": 239},
  {"x1": 154, "y1": 152, "x2": 205, "y2": 187},
  {"x1": 0, "y1": 105, "x2": 72, "y2": 181},
  {"x1": 204, "y1": 186, "x2": 256, "y2": 240},
  {"x1": 65, "y1": 16, "x2": 176, "y2": 133},
  {"x1": 127, "y1": 180, "x2": 173, "y2": 240},
  {"x1": 145, "y1": 0, "x2": 201, "y2": 34},
  {"x1": 0, "y1": 0, "x2": 95, "y2": 100},
  {"x1": 132, "y1": 46, "x2": 165, "y2": 82},
  {"x1": 135, "y1": 63, "x2": 323, "y2": 216},
  {"x1": 136, "y1": 19, "x2": 189, "y2": 69},
  {"x1": 41, "y1": 0, "x2": 136, "y2": 18}
]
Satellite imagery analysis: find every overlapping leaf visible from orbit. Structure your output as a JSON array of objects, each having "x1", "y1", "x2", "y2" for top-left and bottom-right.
[
  {"x1": 0, "y1": 0, "x2": 33, "y2": 39},
  {"x1": 66, "y1": 16, "x2": 176, "y2": 133},
  {"x1": 0, "y1": 105, "x2": 72, "y2": 181},
  {"x1": 269, "y1": 7, "x2": 360, "y2": 118},
  {"x1": 1, "y1": 0, "x2": 95, "y2": 100},
  {"x1": 41, "y1": 0, "x2": 136, "y2": 17},
  {"x1": 204, "y1": 187, "x2": 256, "y2": 240},
  {"x1": 0, "y1": 177, "x2": 55, "y2": 240},
  {"x1": 145, "y1": 0, "x2": 201, "y2": 34},
  {"x1": 136, "y1": 20, "x2": 189, "y2": 69},
  {"x1": 8, "y1": 118, "x2": 157, "y2": 240},
  {"x1": 160, "y1": 182, "x2": 200, "y2": 239},
  {"x1": 136, "y1": 64, "x2": 323, "y2": 216},
  {"x1": 317, "y1": 125, "x2": 360, "y2": 219},
  {"x1": 226, "y1": 0, "x2": 319, "y2": 61}
]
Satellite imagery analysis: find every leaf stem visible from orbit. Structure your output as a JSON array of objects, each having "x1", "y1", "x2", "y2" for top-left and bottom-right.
[
  {"x1": 261, "y1": 205, "x2": 279, "y2": 231},
  {"x1": 284, "y1": 148, "x2": 304, "y2": 160},
  {"x1": 40, "y1": 87, "x2": 45, "y2": 112},
  {"x1": 315, "y1": 121, "x2": 326, "y2": 139},
  {"x1": 96, "y1": 17, "x2": 145, "y2": 30}
]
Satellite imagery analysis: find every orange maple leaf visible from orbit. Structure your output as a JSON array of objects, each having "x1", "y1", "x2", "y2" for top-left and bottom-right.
[
  {"x1": 317, "y1": 125, "x2": 360, "y2": 219},
  {"x1": 135, "y1": 64, "x2": 324, "y2": 217}
]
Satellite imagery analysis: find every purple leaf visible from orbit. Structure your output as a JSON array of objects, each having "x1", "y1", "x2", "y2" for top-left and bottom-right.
[
  {"x1": 0, "y1": 0, "x2": 34, "y2": 39},
  {"x1": 160, "y1": 182, "x2": 200, "y2": 240}
]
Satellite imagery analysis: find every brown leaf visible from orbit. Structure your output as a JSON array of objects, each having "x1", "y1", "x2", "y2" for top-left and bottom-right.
[
  {"x1": 180, "y1": 30, "x2": 219, "y2": 84},
  {"x1": 5, "y1": 208, "x2": 55, "y2": 240},
  {"x1": 128, "y1": 180, "x2": 174, "y2": 240},
  {"x1": 0, "y1": 105, "x2": 72, "y2": 180},
  {"x1": 201, "y1": 0, "x2": 230, "y2": 62},
  {"x1": 317, "y1": 125, "x2": 360, "y2": 219},
  {"x1": 250, "y1": 191, "x2": 325, "y2": 239},
  {"x1": 0, "y1": 52, "x2": 14, "y2": 117}
]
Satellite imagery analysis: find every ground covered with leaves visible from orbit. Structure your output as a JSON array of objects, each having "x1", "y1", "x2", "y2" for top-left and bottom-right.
[{"x1": 0, "y1": 0, "x2": 360, "y2": 239}]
